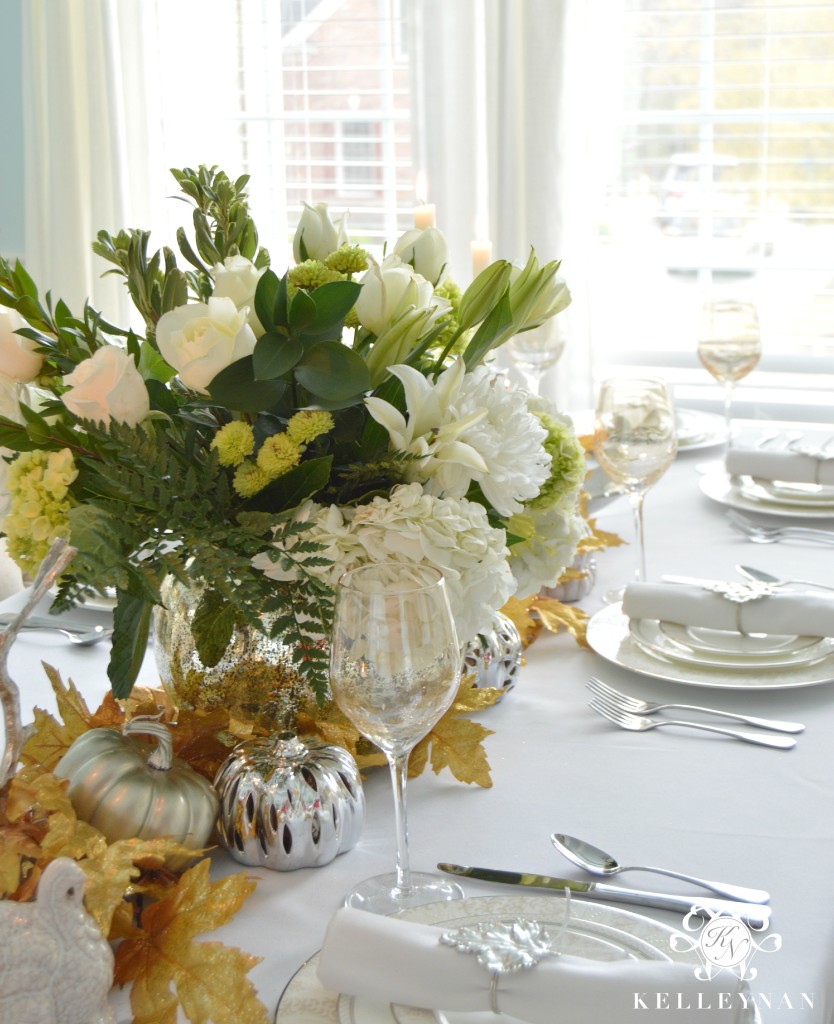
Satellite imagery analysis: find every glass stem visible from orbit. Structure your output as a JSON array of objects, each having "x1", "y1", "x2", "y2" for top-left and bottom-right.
[
  {"x1": 388, "y1": 751, "x2": 412, "y2": 895},
  {"x1": 629, "y1": 490, "x2": 647, "y2": 582},
  {"x1": 723, "y1": 379, "x2": 735, "y2": 449}
]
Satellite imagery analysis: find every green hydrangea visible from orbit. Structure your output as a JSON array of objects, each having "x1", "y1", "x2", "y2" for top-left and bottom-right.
[
  {"x1": 211, "y1": 421, "x2": 255, "y2": 467},
  {"x1": 286, "y1": 409, "x2": 334, "y2": 446},
  {"x1": 435, "y1": 277, "x2": 462, "y2": 315},
  {"x1": 4, "y1": 449, "x2": 78, "y2": 575},
  {"x1": 527, "y1": 410, "x2": 586, "y2": 511},
  {"x1": 288, "y1": 260, "x2": 344, "y2": 290},
  {"x1": 325, "y1": 244, "x2": 370, "y2": 275}
]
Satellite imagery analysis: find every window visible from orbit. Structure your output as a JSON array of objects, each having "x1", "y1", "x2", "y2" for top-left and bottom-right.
[{"x1": 586, "y1": 0, "x2": 834, "y2": 419}]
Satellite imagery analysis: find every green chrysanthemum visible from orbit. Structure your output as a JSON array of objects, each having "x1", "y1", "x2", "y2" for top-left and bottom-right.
[
  {"x1": 286, "y1": 409, "x2": 334, "y2": 446},
  {"x1": 233, "y1": 462, "x2": 271, "y2": 498},
  {"x1": 343, "y1": 307, "x2": 361, "y2": 330},
  {"x1": 528, "y1": 410, "x2": 586, "y2": 511},
  {"x1": 257, "y1": 433, "x2": 302, "y2": 479},
  {"x1": 211, "y1": 421, "x2": 256, "y2": 467},
  {"x1": 288, "y1": 260, "x2": 344, "y2": 290},
  {"x1": 325, "y1": 244, "x2": 370, "y2": 275}
]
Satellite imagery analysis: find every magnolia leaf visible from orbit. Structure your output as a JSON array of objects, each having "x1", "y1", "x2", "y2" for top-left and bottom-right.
[
  {"x1": 207, "y1": 356, "x2": 287, "y2": 412},
  {"x1": 253, "y1": 332, "x2": 302, "y2": 380},
  {"x1": 115, "y1": 859, "x2": 268, "y2": 1024},
  {"x1": 500, "y1": 596, "x2": 542, "y2": 648},
  {"x1": 192, "y1": 590, "x2": 238, "y2": 668},
  {"x1": 109, "y1": 593, "x2": 153, "y2": 699},
  {"x1": 289, "y1": 287, "x2": 316, "y2": 334},
  {"x1": 295, "y1": 341, "x2": 371, "y2": 400},
  {"x1": 532, "y1": 596, "x2": 589, "y2": 646},
  {"x1": 254, "y1": 268, "x2": 280, "y2": 332},
  {"x1": 410, "y1": 714, "x2": 493, "y2": 788}
]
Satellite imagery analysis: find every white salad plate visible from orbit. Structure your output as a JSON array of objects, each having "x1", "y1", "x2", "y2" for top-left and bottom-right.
[
  {"x1": 588, "y1": 603, "x2": 834, "y2": 690},
  {"x1": 741, "y1": 478, "x2": 834, "y2": 508},
  {"x1": 628, "y1": 618, "x2": 834, "y2": 670},
  {"x1": 699, "y1": 470, "x2": 834, "y2": 519},
  {"x1": 675, "y1": 409, "x2": 726, "y2": 451},
  {"x1": 273, "y1": 895, "x2": 698, "y2": 1024}
]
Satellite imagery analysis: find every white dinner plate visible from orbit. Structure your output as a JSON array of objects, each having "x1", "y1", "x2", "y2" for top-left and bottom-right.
[
  {"x1": 699, "y1": 469, "x2": 834, "y2": 519},
  {"x1": 753, "y1": 478, "x2": 834, "y2": 503},
  {"x1": 588, "y1": 603, "x2": 834, "y2": 690},
  {"x1": 629, "y1": 617, "x2": 834, "y2": 669},
  {"x1": 273, "y1": 896, "x2": 698, "y2": 1024},
  {"x1": 675, "y1": 408, "x2": 726, "y2": 451},
  {"x1": 740, "y1": 478, "x2": 834, "y2": 508}
]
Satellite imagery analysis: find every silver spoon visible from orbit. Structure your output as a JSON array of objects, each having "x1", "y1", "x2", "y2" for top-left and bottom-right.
[
  {"x1": 550, "y1": 833, "x2": 770, "y2": 904},
  {"x1": 0, "y1": 619, "x2": 113, "y2": 647},
  {"x1": 735, "y1": 564, "x2": 834, "y2": 593}
]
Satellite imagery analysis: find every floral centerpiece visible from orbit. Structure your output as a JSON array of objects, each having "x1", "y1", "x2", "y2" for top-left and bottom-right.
[{"x1": 0, "y1": 165, "x2": 585, "y2": 708}]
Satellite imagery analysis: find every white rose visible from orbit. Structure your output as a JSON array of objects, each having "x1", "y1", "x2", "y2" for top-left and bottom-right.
[
  {"x1": 293, "y1": 202, "x2": 348, "y2": 262},
  {"x1": 156, "y1": 296, "x2": 257, "y2": 393},
  {"x1": 212, "y1": 255, "x2": 266, "y2": 337},
  {"x1": 61, "y1": 346, "x2": 150, "y2": 427},
  {"x1": 0, "y1": 309, "x2": 44, "y2": 383},
  {"x1": 354, "y1": 256, "x2": 439, "y2": 336},
  {"x1": 392, "y1": 227, "x2": 449, "y2": 285}
]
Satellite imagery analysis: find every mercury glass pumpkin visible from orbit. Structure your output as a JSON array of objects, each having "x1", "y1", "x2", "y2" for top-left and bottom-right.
[
  {"x1": 54, "y1": 717, "x2": 219, "y2": 869},
  {"x1": 461, "y1": 610, "x2": 522, "y2": 696},
  {"x1": 214, "y1": 733, "x2": 364, "y2": 871}
]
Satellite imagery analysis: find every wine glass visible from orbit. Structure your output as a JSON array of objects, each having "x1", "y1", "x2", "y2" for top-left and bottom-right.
[
  {"x1": 506, "y1": 319, "x2": 566, "y2": 396},
  {"x1": 593, "y1": 377, "x2": 678, "y2": 599},
  {"x1": 330, "y1": 561, "x2": 464, "y2": 914},
  {"x1": 697, "y1": 300, "x2": 761, "y2": 450}
]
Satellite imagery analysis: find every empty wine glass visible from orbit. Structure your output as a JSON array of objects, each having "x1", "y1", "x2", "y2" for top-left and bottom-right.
[
  {"x1": 593, "y1": 377, "x2": 678, "y2": 600},
  {"x1": 697, "y1": 300, "x2": 761, "y2": 450},
  {"x1": 330, "y1": 561, "x2": 464, "y2": 914},
  {"x1": 506, "y1": 319, "x2": 566, "y2": 396}
]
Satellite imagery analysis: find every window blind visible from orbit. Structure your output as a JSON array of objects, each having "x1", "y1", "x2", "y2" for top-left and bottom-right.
[{"x1": 588, "y1": 0, "x2": 834, "y2": 419}]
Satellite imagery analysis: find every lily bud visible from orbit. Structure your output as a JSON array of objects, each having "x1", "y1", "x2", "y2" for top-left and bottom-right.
[
  {"x1": 458, "y1": 260, "x2": 513, "y2": 331},
  {"x1": 392, "y1": 227, "x2": 449, "y2": 285}
]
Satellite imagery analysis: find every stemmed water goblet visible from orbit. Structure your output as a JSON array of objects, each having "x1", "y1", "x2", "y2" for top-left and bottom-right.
[
  {"x1": 697, "y1": 300, "x2": 761, "y2": 450},
  {"x1": 593, "y1": 377, "x2": 678, "y2": 601},
  {"x1": 506, "y1": 319, "x2": 566, "y2": 396},
  {"x1": 329, "y1": 561, "x2": 464, "y2": 914}
]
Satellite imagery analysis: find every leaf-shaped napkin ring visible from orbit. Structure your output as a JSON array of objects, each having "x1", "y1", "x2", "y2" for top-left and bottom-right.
[
  {"x1": 696, "y1": 579, "x2": 778, "y2": 634},
  {"x1": 439, "y1": 918, "x2": 561, "y2": 1014}
]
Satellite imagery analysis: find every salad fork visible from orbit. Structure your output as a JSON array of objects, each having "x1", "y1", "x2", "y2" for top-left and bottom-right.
[
  {"x1": 588, "y1": 696, "x2": 797, "y2": 749},
  {"x1": 727, "y1": 510, "x2": 834, "y2": 546},
  {"x1": 586, "y1": 677, "x2": 805, "y2": 734}
]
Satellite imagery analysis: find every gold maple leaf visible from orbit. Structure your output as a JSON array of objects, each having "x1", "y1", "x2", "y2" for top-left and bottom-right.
[
  {"x1": 500, "y1": 595, "x2": 542, "y2": 648},
  {"x1": 409, "y1": 679, "x2": 497, "y2": 788},
  {"x1": 114, "y1": 859, "x2": 268, "y2": 1024},
  {"x1": 531, "y1": 596, "x2": 589, "y2": 647},
  {"x1": 0, "y1": 808, "x2": 43, "y2": 897}
]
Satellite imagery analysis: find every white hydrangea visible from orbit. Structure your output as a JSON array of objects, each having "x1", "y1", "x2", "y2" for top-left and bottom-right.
[
  {"x1": 346, "y1": 482, "x2": 514, "y2": 643},
  {"x1": 507, "y1": 504, "x2": 586, "y2": 599}
]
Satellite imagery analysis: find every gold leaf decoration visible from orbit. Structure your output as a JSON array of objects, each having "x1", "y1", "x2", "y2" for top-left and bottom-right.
[
  {"x1": 500, "y1": 596, "x2": 543, "y2": 647},
  {"x1": 409, "y1": 679, "x2": 497, "y2": 787},
  {"x1": 531, "y1": 596, "x2": 589, "y2": 646},
  {"x1": 114, "y1": 859, "x2": 268, "y2": 1024}
]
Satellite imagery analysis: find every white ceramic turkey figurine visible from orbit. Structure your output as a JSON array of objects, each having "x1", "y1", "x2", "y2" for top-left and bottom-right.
[{"x1": 0, "y1": 857, "x2": 115, "y2": 1023}]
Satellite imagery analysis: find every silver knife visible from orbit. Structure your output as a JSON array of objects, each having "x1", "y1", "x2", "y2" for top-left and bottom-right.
[{"x1": 437, "y1": 863, "x2": 770, "y2": 929}]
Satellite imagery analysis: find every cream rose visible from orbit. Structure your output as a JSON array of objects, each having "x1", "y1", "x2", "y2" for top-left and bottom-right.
[
  {"x1": 61, "y1": 346, "x2": 150, "y2": 427},
  {"x1": 392, "y1": 227, "x2": 449, "y2": 285},
  {"x1": 293, "y1": 202, "x2": 348, "y2": 262},
  {"x1": 156, "y1": 296, "x2": 257, "y2": 392},
  {"x1": 354, "y1": 256, "x2": 441, "y2": 336},
  {"x1": 0, "y1": 309, "x2": 44, "y2": 383},
  {"x1": 212, "y1": 255, "x2": 266, "y2": 337}
]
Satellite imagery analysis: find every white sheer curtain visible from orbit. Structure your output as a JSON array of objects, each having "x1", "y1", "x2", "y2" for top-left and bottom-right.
[
  {"x1": 412, "y1": 0, "x2": 595, "y2": 410},
  {"x1": 21, "y1": 0, "x2": 157, "y2": 325}
]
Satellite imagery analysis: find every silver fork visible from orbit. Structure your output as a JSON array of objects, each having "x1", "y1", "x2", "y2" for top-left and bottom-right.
[
  {"x1": 588, "y1": 696, "x2": 797, "y2": 749},
  {"x1": 727, "y1": 510, "x2": 834, "y2": 546},
  {"x1": 587, "y1": 677, "x2": 805, "y2": 734}
]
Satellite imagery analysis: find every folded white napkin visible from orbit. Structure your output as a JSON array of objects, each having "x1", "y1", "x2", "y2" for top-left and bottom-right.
[
  {"x1": 623, "y1": 582, "x2": 834, "y2": 637},
  {"x1": 317, "y1": 907, "x2": 752, "y2": 1022},
  {"x1": 726, "y1": 447, "x2": 834, "y2": 486}
]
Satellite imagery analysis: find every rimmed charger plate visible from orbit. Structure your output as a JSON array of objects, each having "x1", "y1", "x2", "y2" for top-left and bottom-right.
[
  {"x1": 273, "y1": 896, "x2": 698, "y2": 1024},
  {"x1": 588, "y1": 603, "x2": 834, "y2": 690},
  {"x1": 699, "y1": 469, "x2": 834, "y2": 519},
  {"x1": 629, "y1": 617, "x2": 834, "y2": 670}
]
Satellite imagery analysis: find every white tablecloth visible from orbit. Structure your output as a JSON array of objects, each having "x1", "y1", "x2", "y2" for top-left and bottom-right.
[{"x1": 3, "y1": 419, "x2": 834, "y2": 1023}]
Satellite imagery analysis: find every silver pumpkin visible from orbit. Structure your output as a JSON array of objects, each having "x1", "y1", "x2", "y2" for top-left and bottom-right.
[
  {"x1": 461, "y1": 610, "x2": 522, "y2": 696},
  {"x1": 214, "y1": 733, "x2": 364, "y2": 871}
]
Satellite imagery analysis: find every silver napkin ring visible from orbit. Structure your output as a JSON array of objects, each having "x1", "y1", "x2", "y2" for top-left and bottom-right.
[
  {"x1": 696, "y1": 579, "x2": 777, "y2": 635},
  {"x1": 439, "y1": 900, "x2": 571, "y2": 1015}
]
